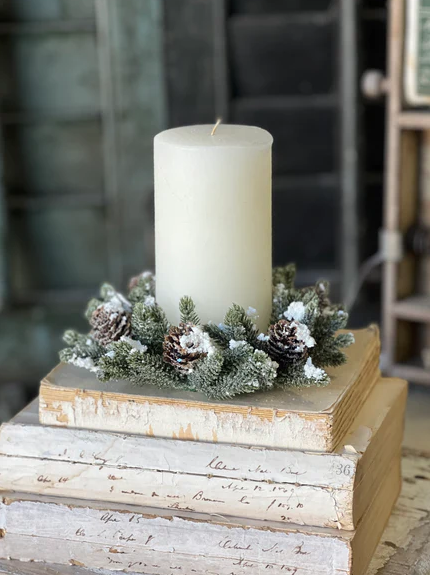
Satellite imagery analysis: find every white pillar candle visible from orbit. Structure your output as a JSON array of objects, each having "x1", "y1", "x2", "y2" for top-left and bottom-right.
[{"x1": 154, "y1": 124, "x2": 273, "y2": 332}]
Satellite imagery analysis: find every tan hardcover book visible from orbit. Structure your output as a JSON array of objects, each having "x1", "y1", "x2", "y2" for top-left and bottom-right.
[
  {"x1": 2, "y1": 451, "x2": 429, "y2": 575},
  {"x1": 0, "y1": 378, "x2": 406, "y2": 530},
  {"x1": 0, "y1": 455, "x2": 401, "y2": 575},
  {"x1": 39, "y1": 326, "x2": 380, "y2": 452}
]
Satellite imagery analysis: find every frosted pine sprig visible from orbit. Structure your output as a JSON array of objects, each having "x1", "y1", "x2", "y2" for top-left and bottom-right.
[{"x1": 59, "y1": 264, "x2": 354, "y2": 399}]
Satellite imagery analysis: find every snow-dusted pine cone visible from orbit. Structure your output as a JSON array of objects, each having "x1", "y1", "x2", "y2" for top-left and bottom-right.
[
  {"x1": 267, "y1": 319, "x2": 315, "y2": 367},
  {"x1": 128, "y1": 270, "x2": 153, "y2": 291},
  {"x1": 163, "y1": 323, "x2": 215, "y2": 374},
  {"x1": 90, "y1": 302, "x2": 132, "y2": 346},
  {"x1": 128, "y1": 274, "x2": 142, "y2": 291}
]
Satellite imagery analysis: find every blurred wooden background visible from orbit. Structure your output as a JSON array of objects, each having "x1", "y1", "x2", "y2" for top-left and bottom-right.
[{"x1": 0, "y1": 0, "x2": 387, "y2": 417}]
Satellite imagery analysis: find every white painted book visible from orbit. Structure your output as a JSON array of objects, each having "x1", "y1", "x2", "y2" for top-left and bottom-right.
[
  {"x1": 0, "y1": 378, "x2": 406, "y2": 530},
  {"x1": 0, "y1": 454, "x2": 401, "y2": 575},
  {"x1": 39, "y1": 327, "x2": 380, "y2": 452}
]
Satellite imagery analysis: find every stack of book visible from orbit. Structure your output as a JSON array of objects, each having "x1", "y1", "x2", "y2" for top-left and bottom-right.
[{"x1": 0, "y1": 326, "x2": 407, "y2": 575}]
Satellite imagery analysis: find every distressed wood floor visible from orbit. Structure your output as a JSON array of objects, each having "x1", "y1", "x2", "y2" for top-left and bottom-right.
[
  {"x1": 366, "y1": 448, "x2": 430, "y2": 574},
  {"x1": 0, "y1": 449, "x2": 428, "y2": 575}
]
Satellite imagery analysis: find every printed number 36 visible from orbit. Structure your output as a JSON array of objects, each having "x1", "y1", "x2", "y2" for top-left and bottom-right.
[{"x1": 335, "y1": 464, "x2": 352, "y2": 476}]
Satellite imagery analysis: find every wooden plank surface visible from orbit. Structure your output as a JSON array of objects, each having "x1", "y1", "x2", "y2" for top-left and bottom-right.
[
  {"x1": 162, "y1": 0, "x2": 217, "y2": 126},
  {"x1": 392, "y1": 295, "x2": 430, "y2": 322},
  {"x1": 366, "y1": 448, "x2": 430, "y2": 574},
  {"x1": 382, "y1": 0, "x2": 405, "y2": 369},
  {"x1": 395, "y1": 130, "x2": 419, "y2": 362},
  {"x1": 392, "y1": 362, "x2": 430, "y2": 386},
  {"x1": 0, "y1": 449, "x2": 427, "y2": 575}
]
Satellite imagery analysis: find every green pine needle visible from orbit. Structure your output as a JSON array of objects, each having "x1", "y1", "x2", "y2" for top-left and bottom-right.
[
  {"x1": 131, "y1": 302, "x2": 169, "y2": 354},
  {"x1": 179, "y1": 296, "x2": 200, "y2": 325},
  {"x1": 224, "y1": 303, "x2": 259, "y2": 345},
  {"x1": 59, "y1": 264, "x2": 354, "y2": 399}
]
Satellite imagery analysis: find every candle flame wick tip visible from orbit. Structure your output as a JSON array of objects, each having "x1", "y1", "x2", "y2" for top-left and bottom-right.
[{"x1": 211, "y1": 118, "x2": 222, "y2": 136}]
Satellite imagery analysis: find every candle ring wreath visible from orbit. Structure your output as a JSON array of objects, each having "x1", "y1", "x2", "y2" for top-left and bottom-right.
[{"x1": 60, "y1": 264, "x2": 354, "y2": 400}]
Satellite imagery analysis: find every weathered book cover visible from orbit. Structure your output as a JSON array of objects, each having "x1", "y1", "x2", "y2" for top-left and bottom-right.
[
  {"x1": 0, "y1": 378, "x2": 406, "y2": 530},
  {"x1": 1, "y1": 452, "x2": 429, "y2": 575},
  {"x1": 39, "y1": 326, "x2": 380, "y2": 452},
  {"x1": 0, "y1": 455, "x2": 401, "y2": 575}
]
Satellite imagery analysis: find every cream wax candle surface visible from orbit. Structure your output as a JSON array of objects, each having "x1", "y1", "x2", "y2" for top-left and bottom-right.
[{"x1": 154, "y1": 124, "x2": 273, "y2": 332}]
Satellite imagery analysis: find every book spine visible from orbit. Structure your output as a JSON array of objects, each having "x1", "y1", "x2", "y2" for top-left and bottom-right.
[
  {"x1": 38, "y1": 388, "x2": 332, "y2": 451},
  {"x1": 0, "y1": 423, "x2": 357, "y2": 489},
  {"x1": 0, "y1": 496, "x2": 350, "y2": 575},
  {"x1": 0, "y1": 455, "x2": 354, "y2": 529}
]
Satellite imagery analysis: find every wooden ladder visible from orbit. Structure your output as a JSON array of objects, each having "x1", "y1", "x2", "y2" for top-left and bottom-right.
[{"x1": 364, "y1": 0, "x2": 430, "y2": 385}]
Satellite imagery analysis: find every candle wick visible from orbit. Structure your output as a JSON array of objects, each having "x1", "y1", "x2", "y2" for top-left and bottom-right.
[{"x1": 211, "y1": 118, "x2": 222, "y2": 136}]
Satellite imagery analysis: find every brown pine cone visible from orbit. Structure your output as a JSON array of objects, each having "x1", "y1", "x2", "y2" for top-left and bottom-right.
[
  {"x1": 128, "y1": 270, "x2": 154, "y2": 290},
  {"x1": 128, "y1": 274, "x2": 141, "y2": 291},
  {"x1": 163, "y1": 323, "x2": 211, "y2": 374},
  {"x1": 267, "y1": 319, "x2": 315, "y2": 367},
  {"x1": 90, "y1": 303, "x2": 132, "y2": 346}
]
